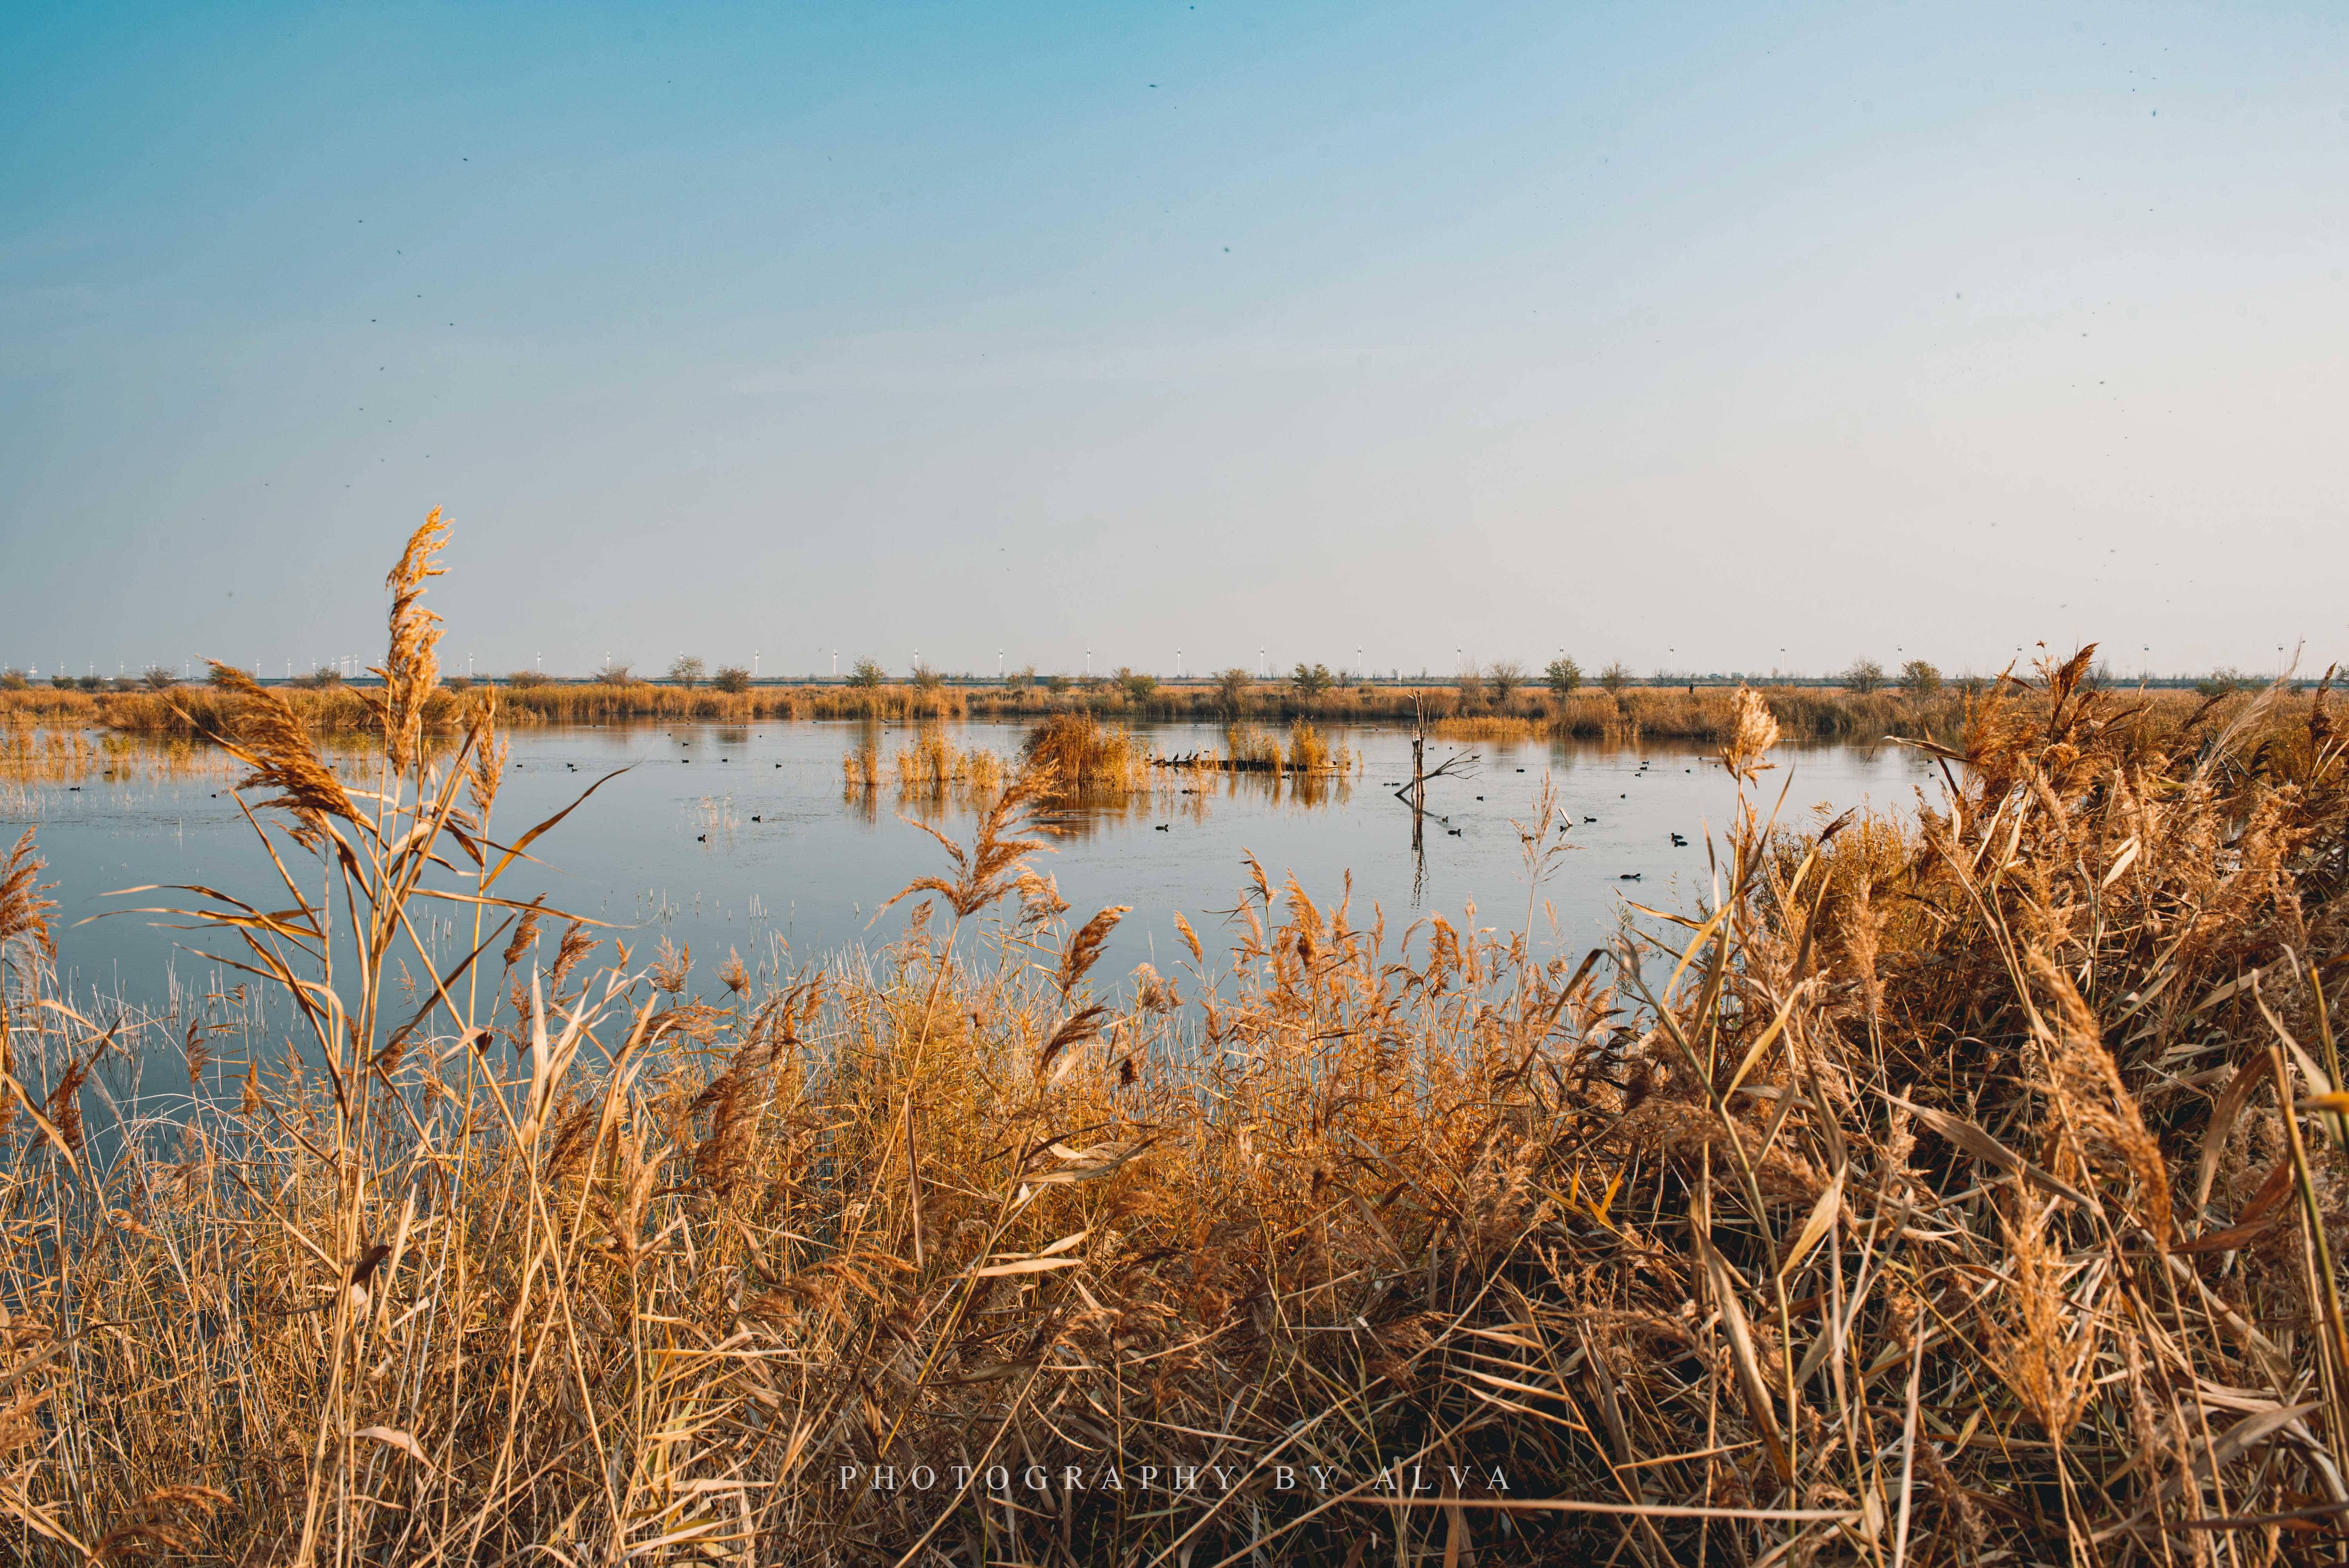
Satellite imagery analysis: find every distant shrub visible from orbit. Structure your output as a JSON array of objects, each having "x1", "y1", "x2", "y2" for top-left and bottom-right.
[
  {"x1": 1290, "y1": 662, "x2": 1334, "y2": 698},
  {"x1": 2195, "y1": 669, "x2": 2249, "y2": 698},
  {"x1": 1214, "y1": 668, "x2": 1250, "y2": 717},
  {"x1": 1899, "y1": 659, "x2": 1941, "y2": 698},
  {"x1": 595, "y1": 663, "x2": 634, "y2": 686},
  {"x1": 1598, "y1": 662, "x2": 1630, "y2": 695},
  {"x1": 712, "y1": 665, "x2": 751, "y2": 694},
  {"x1": 0, "y1": 669, "x2": 28, "y2": 692},
  {"x1": 668, "y1": 656, "x2": 705, "y2": 689},
  {"x1": 848, "y1": 658, "x2": 886, "y2": 690},
  {"x1": 507, "y1": 670, "x2": 552, "y2": 688},
  {"x1": 1545, "y1": 657, "x2": 1582, "y2": 698},
  {"x1": 1117, "y1": 667, "x2": 1157, "y2": 702},
  {"x1": 1843, "y1": 659, "x2": 1885, "y2": 695}
]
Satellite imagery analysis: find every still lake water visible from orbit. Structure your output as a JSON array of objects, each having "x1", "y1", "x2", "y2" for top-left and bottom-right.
[{"x1": 12, "y1": 720, "x2": 1939, "y2": 1014}]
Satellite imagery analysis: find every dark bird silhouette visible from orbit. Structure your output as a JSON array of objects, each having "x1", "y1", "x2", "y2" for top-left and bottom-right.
[
  {"x1": 1618, "y1": 872, "x2": 1642, "y2": 880},
  {"x1": 1154, "y1": 823, "x2": 1170, "y2": 831},
  {"x1": 1583, "y1": 815, "x2": 1596, "y2": 823},
  {"x1": 696, "y1": 833, "x2": 707, "y2": 842}
]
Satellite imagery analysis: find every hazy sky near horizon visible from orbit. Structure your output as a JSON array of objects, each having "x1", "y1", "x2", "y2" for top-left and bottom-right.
[{"x1": 4, "y1": 2, "x2": 2345, "y2": 681}]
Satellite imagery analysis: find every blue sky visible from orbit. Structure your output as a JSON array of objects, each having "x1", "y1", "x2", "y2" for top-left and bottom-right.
[{"x1": 4, "y1": 2, "x2": 2344, "y2": 680}]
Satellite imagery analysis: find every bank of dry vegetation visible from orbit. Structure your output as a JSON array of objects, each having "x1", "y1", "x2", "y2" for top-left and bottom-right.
[
  {"x1": 12, "y1": 668, "x2": 2250, "y2": 751},
  {"x1": 2, "y1": 517, "x2": 2347, "y2": 1563}
]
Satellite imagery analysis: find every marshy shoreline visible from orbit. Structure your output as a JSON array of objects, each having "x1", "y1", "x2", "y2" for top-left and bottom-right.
[
  {"x1": 0, "y1": 672, "x2": 2273, "y2": 751},
  {"x1": 2, "y1": 519, "x2": 2345, "y2": 1564}
]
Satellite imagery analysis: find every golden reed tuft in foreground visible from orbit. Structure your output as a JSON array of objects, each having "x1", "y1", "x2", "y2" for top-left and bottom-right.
[{"x1": 0, "y1": 520, "x2": 2346, "y2": 1563}]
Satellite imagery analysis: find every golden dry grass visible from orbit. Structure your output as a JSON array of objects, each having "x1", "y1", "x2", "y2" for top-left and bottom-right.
[
  {"x1": 4, "y1": 527, "x2": 2348, "y2": 1563},
  {"x1": 1019, "y1": 712, "x2": 1148, "y2": 797}
]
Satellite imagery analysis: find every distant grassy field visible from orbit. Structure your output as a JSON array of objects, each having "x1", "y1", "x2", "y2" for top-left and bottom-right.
[{"x1": 4, "y1": 517, "x2": 2345, "y2": 1562}]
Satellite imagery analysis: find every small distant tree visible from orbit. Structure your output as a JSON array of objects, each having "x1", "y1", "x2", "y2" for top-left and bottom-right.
[
  {"x1": 668, "y1": 655, "x2": 706, "y2": 688},
  {"x1": 1545, "y1": 657, "x2": 1582, "y2": 698},
  {"x1": 595, "y1": 662, "x2": 634, "y2": 686},
  {"x1": 1487, "y1": 659, "x2": 1526, "y2": 704},
  {"x1": 1005, "y1": 664, "x2": 1036, "y2": 693},
  {"x1": 848, "y1": 658, "x2": 886, "y2": 690},
  {"x1": 77, "y1": 675, "x2": 105, "y2": 692},
  {"x1": 1456, "y1": 663, "x2": 1487, "y2": 709},
  {"x1": 2194, "y1": 668, "x2": 2247, "y2": 698},
  {"x1": 142, "y1": 667, "x2": 179, "y2": 691},
  {"x1": 296, "y1": 666, "x2": 344, "y2": 690},
  {"x1": 712, "y1": 665, "x2": 751, "y2": 694},
  {"x1": 1044, "y1": 673, "x2": 1073, "y2": 695},
  {"x1": 1290, "y1": 662, "x2": 1334, "y2": 698},
  {"x1": 911, "y1": 663, "x2": 944, "y2": 692},
  {"x1": 0, "y1": 669, "x2": 27, "y2": 692},
  {"x1": 51, "y1": 674, "x2": 75, "y2": 690},
  {"x1": 1843, "y1": 659, "x2": 1885, "y2": 695},
  {"x1": 1214, "y1": 667, "x2": 1252, "y2": 717},
  {"x1": 1955, "y1": 674, "x2": 1989, "y2": 698},
  {"x1": 1117, "y1": 667, "x2": 1157, "y2": 702},
  {"x1": 509, "y1": 669, "x2": 552, "y2": 688},
  {"x1": 1598, "y1": 661, "x2": 1630, "y2": 695},
  {"x1": 1899, "y1": 659, "x2": 1941, "y2": 698}
]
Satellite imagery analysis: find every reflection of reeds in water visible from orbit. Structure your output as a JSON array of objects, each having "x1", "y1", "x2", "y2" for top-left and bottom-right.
[
  {"x1": 693, "y1": 794, "x2": 740, "y2": 842},
  {"x1": 1, "y1": 718, "x2": 250, "y2": 811}
]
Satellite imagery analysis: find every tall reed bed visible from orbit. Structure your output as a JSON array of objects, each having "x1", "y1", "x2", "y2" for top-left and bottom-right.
[
  {"x1": 73, "y1": 675, "x2": 2204, "y2": 746},
  {"x1": 839, "y1": 725, "x2": 1009, "y2": 794},
  {"x1": 3, "y1": 523, "x2": 2347, "y2": 1563}
]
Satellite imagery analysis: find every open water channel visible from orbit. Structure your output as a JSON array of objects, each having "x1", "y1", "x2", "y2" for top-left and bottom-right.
[{"x1": 9, "y1": 720, "x2": 1940, "y2": 1028}]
